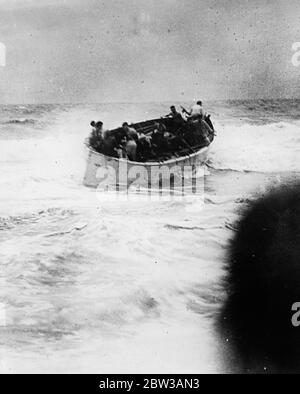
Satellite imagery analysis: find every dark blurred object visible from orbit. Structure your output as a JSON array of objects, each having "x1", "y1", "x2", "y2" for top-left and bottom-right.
[{"x1": 219, "y1": 182, "x2": 300, "y2": 373}]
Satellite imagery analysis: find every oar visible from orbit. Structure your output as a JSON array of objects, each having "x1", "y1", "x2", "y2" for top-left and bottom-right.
[{"x1": 180, "y1": 106, "x2": 190, "y2": 115}]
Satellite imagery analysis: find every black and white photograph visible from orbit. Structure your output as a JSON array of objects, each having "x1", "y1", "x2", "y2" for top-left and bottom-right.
[{"x1": 0, "y1": 0, "x2": 299, "y2": 376}]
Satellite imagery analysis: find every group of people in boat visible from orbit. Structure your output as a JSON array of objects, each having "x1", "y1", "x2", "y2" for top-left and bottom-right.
[{"x1": 88, "y1": 101, "x2": 215, "y2": 162}]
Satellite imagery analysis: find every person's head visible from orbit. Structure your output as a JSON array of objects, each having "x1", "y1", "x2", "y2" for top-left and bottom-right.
[
  {"x1": 170, "y1": 106, "x2": 176, "y2": 114},
  {"x1": 90, "y1": 121, "x2": 96, "y2": 128},
  {"x1": 158, "y1": 122, "x2": 165, "y2": 132},
  {"x1": 122, "y1": 122, "x2": 129, "y2": 131},
  {"x1": 95, "y1": 121, "x2": 103, "y2": 131},
  {"x1": 153, "y1": 122, "x2": 161, "y2": 132},
  {"x1": 197, "y1": 101, "x2": 202, "y2": 106}
]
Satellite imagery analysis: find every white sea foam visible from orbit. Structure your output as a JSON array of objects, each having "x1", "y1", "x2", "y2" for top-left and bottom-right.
[{"x1": 210, "y1": 120, "x2": 300, "y2": 173}]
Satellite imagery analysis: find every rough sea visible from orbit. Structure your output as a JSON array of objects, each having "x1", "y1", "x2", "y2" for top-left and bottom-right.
[{"x1": 0, "y1": 100, "x2": 299, "y2": 373}]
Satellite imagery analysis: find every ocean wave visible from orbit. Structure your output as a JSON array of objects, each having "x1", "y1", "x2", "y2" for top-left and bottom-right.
[
  {"x1": 3, "y1": 118, "x2": 36, "y2": 125},
  {"x1": 210, "y1": 120, "x2": 300, "y2": 173},
  {"x1": 206, "y1": 162, "x2": 259, "y2": 174},
  {"x1": 0, "y1": 208, "x2": 75, "y2": 231}
]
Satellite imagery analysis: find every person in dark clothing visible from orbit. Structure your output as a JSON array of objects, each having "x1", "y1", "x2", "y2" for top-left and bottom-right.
[
  {"x1": 182, "y1": 122, "x2": 197, "y2": 145},
  {"x1": 166, "y1": 106, "x2": 185, "y2": 132},
  {"x1": 116, "y1": 134, "x2": 128, "y2": 159},
  {"x1": 136, "y1": 131, "x2": 152, "y2": 161},
  {"x1": 102, "y1": 130, "x2": 118, "y2": 157},
  {"x1": 151, "y1": 122, "x2": 170, "y2": 157}
]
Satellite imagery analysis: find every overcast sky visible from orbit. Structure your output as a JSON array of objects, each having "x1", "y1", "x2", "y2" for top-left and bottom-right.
[{"x1": 0, "y1": 0, "x2": 299, "y2": 104}]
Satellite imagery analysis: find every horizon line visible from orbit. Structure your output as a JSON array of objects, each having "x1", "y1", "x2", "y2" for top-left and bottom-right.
[{"x1": 0, "y1": 97, "x2": 299, "y2": 106}]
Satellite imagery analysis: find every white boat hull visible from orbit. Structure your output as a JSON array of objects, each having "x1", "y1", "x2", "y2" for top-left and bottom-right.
[{"x1": 83, "y1": 144, "x2": 209, "y2": 189}]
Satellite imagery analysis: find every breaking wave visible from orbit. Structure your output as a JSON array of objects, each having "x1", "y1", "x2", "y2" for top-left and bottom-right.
[
  {"x1": 3, "y1": 118, "x2": 36, "y2": 125},
  {"x1": 210, "y1": 120, "x2": 300, "y2": 173}
]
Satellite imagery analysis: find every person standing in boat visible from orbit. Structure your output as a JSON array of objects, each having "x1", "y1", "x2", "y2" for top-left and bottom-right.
[
  {"x1": 95, "y1": 121, "x2": 108, "y2": 138},
  {"x1": 181, "y1": 100, "x2": 205, "y2": 120},
  {"x1": 90, "y1": 120, "x2": 96, "y2": 132},
  {"x1": 89, "y1": 121, "x2": 104, "y2": 153}
]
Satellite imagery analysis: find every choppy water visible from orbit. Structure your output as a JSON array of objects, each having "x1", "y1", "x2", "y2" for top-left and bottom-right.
[{"x1": 0, "y1": 100, "x2": 299, "y2": 373}]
